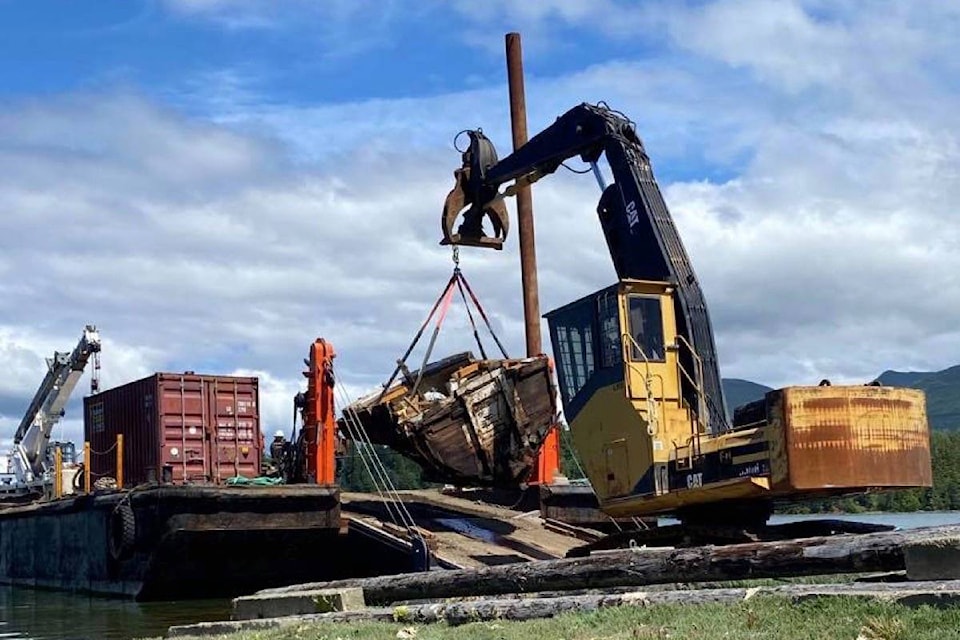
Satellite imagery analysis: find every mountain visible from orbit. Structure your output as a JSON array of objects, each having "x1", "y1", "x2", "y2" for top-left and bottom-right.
[
  {"x1": 874, "y1": 370, "x2": 932, "y2": 388},
  {"x1": 878, "y1": 366, "x2": 960, "y2": 430},
  {"x1": 721, "y1": 366, "x2": 960, "y2": 430},
  {"x1": 722, "y1": 378, "x2": 775, "y2": 414}
]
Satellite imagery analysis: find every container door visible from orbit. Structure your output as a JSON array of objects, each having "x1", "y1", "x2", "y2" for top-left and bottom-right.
[
  {"x1": 160, "y1": 375, "x2": 210, "y2": 483},
  {"x1": 207, "y1": 378, "x2": 260, "y2": 483}
]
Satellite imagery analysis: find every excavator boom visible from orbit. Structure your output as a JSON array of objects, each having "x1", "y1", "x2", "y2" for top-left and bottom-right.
[{"x1": 443, "y1": 103, "x2": 727, "y2": 432}]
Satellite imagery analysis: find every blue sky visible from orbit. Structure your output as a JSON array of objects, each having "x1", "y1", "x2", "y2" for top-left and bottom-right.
[
  {"x1": 0, "y1": 1, "x2": 657, "y2": 98},
  {"x1": 0, "y1": 0, "x2": 959, "y2": 445},
  {"x1": 0, "y1": 0, "x2": 743, "y2": 181}
]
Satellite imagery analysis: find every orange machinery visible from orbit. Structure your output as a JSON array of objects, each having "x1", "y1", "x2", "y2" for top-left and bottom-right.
[{"x1": 297, "y1": 338, "x2": 338, "y2": 485}]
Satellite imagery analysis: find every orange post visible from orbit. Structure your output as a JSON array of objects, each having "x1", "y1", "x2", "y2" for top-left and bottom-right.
[
  {"x1": 301, "y1": 339, "x2": 337, "y2": 485},
  {"x1": 529, "y1": 355, "x2": 560, "y2": 484},
  {"x1": 532, "y1": 429, "x2": 560, "y2": 485},
  {"x1": 116, "y1": 434, "x2": 124, "y2": 489},
  {"x1": 83, "y1": 441, "x2": 91, "y2": 493},
  {"x1": 54, "y1": 446, "x2": 63, "y2": 499}
]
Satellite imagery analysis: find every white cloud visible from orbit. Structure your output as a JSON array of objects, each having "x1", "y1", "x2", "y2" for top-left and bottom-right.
[{"x1": 1, "y1": 0, "x2": 958, "y2": 465}]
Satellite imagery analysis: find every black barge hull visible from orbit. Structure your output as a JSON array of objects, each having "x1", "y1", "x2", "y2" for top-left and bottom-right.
[{"x1": 0, "y1": 485, "x2": 356, "y2": 600}]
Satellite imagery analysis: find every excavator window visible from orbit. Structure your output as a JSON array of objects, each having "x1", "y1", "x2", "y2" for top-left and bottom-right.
[
  {"x1": 597, "y1": 293, "x2": 622, "y2": 369},
  {"x1": 627, "y1": 295, "x2": 665, "y2": 362},
  {"x1": 548, "y1": 297, "x2": 597, "y2": 405}
]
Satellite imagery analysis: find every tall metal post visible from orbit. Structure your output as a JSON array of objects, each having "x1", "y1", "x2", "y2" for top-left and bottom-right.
[
  {"x1": 505, "y1": 32, "x2": 558, "y2": 485},
  {"x1": 505, "y1": 32, "x2": 541, "y2": 358}
]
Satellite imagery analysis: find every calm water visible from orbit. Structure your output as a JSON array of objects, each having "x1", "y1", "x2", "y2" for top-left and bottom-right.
[
  {"x1": 1, "y1": 512, "x2": 958, "y2": 640},
  {"x1": 0, "y1": 590, "x2": 229, "y2": 640}
]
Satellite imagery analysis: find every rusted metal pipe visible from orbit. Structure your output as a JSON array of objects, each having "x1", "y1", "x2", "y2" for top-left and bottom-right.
[
  {"x1": 506, "y1": 33, "x2": 558, "y2": 485},
  {"x1": 505, "y1": 32, "x2": 541, "y2": 358}
]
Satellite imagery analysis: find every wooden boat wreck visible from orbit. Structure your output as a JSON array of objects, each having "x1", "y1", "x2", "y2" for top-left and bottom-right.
[{"x1": 339, "y1": 352, "x2": 558, "y2": 488}]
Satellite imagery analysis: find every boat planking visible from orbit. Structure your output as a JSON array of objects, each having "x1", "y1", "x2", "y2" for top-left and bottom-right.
[{"x1": 341, "y1": 352, "x2": 558, "y2": 489}]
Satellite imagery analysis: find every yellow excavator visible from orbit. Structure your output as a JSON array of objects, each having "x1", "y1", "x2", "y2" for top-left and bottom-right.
[{"x1": 441, "y1": 103, "x2": 932, "y2": 544}]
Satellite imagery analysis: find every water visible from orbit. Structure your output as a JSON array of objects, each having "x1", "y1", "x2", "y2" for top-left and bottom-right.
[
  {"x1": 769, "y1": 511, "x2": 960, "y2": 530},
  {"x1": 0, "y1": 589, "x2": 229, "y2": 640},
  {"x1": 2, "y1": 512, "x2": 958, "y2": 640},
  {"x1": 657, "y1": 511, "x2": 960, "y2": 530},
  {"x1": 434, "y1": 517, "x2": 500, "y2": 543}
]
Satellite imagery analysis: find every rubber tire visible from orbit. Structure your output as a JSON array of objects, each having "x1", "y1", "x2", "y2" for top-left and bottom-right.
[
  {"x1": 108, "y1": 503, "x2": 136, "y2": 561},
  {"x1": 72, "y1": 464, "x2": 85, "y2": 492}
]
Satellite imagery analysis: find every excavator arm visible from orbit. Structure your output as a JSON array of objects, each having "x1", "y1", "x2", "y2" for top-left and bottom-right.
[{"x1": 442, "y1": 103, "x2": 728, "y2": 432}]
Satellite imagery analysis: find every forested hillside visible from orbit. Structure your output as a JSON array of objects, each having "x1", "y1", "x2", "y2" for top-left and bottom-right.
[{"x1": 878, "y1": 366, "x2": 960, "y2": 430}]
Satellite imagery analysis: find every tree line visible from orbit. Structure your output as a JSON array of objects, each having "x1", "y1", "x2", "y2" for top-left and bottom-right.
[{"x1": 785, "y1": 430, "x2": 960, "y2": 514}]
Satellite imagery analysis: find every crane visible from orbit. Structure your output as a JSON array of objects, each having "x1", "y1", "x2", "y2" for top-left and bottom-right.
[
  {"x1": 441, "y1": 103, "x2": 932, "y2": 539},
  {"x1": 6, "y1": 325, "x2": 101, "y2": 496}
]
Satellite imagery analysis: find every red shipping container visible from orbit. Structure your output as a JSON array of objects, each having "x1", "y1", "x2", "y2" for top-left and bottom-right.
[{"x1": 84, "y1": 373, "x2": 262, "y2": 487}]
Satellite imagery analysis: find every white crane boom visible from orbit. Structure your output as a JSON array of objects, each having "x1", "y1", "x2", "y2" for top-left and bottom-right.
[{"x1": 10, "y1": 325, "x2": 101, "y2": 485}]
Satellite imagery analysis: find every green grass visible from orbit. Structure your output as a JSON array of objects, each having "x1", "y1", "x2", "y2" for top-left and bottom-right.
[{"x1": 164, "y1": 596, "x2": 960, "y2": 640}]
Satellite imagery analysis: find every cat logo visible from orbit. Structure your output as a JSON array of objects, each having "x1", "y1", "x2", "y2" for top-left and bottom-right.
[
  {"x1": 626, "y1": 200, "x2": 639, "y2": 228},
  {"x1": 686, "y1": 472, "x2": 703, "y2": 489}
]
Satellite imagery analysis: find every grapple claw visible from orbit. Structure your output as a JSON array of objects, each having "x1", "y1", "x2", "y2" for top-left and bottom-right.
[{"x1": 440, "y1": 130, "x2": 509, "y2": 250}]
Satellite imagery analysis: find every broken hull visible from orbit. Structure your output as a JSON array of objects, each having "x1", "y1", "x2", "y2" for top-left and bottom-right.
[{"x1": 341, "y1": 354, "x2": 558, "y2": 488}]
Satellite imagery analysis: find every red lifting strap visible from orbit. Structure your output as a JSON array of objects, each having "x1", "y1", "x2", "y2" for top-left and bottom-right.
[{"x1": 379, "y1": 263, "x2": 509, "y2": 400}]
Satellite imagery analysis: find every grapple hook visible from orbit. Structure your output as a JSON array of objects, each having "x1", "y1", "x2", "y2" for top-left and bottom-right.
[{"x1": 440, "y1": 130, "x2": 509, "y2": 250}]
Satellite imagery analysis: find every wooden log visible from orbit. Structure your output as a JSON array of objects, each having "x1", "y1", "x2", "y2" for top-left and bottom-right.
[
  {"x1": 254, "y1": 525, "x2": 960, "y2": 606},
  {"x1": 193, "y1": 581, "x2": 960, "y2": 636},
  {"x1": 393, "y1": 589, "x2": 749, "y2": 625}
]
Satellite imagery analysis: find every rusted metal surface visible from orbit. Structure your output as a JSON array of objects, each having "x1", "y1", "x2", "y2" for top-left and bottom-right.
[
  {"x1": 779, "y1": 386, "x2": 933, "y2": 491},
  {"x1": 84, "y1": 373, "x2": 262, "y2": 486},
  {"x1": 506, "y1": 32, "x2": 560, "y2": 484},
  {"x1": 341, "y1": 353, "x2": 557, "y2": 488},
  {"x1": 505, "y1": 32, "x2": 542, "y2": 359}
]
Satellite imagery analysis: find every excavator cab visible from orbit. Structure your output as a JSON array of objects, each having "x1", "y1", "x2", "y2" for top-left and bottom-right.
[{"x1": 546, "y1": 280, "x2": 708, "y2": 512}]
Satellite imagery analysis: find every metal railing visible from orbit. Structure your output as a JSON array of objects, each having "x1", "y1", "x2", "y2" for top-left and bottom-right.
[
  {"x1": 621, "y1": 331, "x2": 709, "y2": 464},
  {"x1": 78, "y1": 433, "x2": 124, "y2": 494},
  {"x1": 674, "y1": 334, "x2": 708, "y2": 462},
  {"x1": 621, "y1": 332, "x2": 664, "y2": 437}
]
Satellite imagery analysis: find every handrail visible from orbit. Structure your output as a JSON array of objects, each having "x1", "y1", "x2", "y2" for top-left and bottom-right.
[
  {"x1": 621, "y1": 332, "x2": 663, "y2": 436},
  {"x1": 623, "y1": 330, "x2": 707, "y2": 458},
  {"x1": 675, "y1": 333, "x2": 708, "y2": 435}
]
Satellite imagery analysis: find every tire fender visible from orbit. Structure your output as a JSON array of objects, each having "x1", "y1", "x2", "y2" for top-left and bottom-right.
[{"x1": 108, "y1": 503, "x2": 136, "y2": 561}]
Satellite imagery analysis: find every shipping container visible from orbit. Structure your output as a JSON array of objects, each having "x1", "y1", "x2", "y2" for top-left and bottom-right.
[{"x1": 84, "y1": 373, "x2": 262, "y2": 487}]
